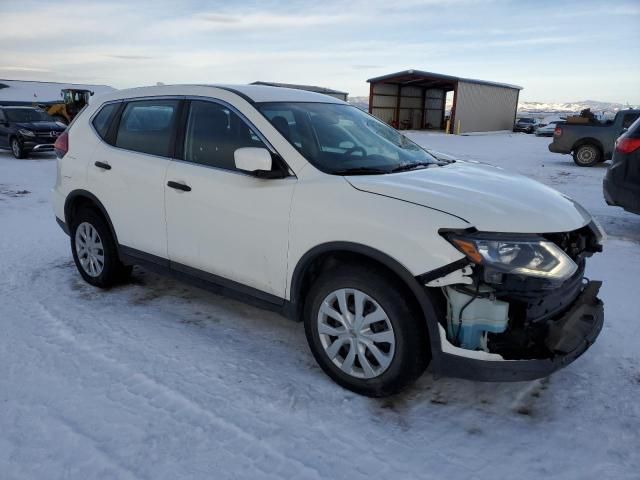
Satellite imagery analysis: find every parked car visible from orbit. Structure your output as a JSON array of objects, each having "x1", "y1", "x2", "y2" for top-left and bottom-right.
[
  {"x1": 603, "y1": 117, "x2": 640, "y2": 214},
  {"x1": 513, "y1": 117, "x2": 540, "y2": 133},
  {"x1": 51, "y1": 85, "x2": 605, "y2": 397},
  {"x1": 0, "y1": 106, "x2": 66, "y2": 158},
  {"x1": 535, "y1": 120, "x2": 563, "y2": 137},
  {"x1": 549, "y1": 109, "x2": 640, "y2": 167}
]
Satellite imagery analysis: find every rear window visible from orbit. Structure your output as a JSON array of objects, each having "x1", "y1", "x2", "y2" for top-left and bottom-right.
[
  {"x1": 627, "y1": 117, "x2": 640, "y2": 137},
  {"x1": 115, "y1": 100, "x2": 179, "y2": 157},
  {"x1": 622, "y1": 112, "x2": 640, "y2": 129},
  {"x1": 92, "y1": 103, "x2": 119, "y2": 140}
]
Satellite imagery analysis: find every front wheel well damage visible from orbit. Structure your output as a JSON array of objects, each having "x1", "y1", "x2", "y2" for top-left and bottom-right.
[{"x1": 290, "y1": 247, "x2": 426, "y2": 329}]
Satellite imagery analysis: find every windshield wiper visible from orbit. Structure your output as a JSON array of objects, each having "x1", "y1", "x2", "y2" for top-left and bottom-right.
[
  {"x1": 333, "y1": 167, "x2": 391, "y2": 175},
  {"x1": 390, "y1": 162, "x2": 433, "y2": 173}
]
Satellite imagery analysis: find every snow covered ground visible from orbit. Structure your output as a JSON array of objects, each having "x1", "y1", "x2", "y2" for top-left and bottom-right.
[{"x1": 1, "y1": 132, "x2": 639, "y2": 480}]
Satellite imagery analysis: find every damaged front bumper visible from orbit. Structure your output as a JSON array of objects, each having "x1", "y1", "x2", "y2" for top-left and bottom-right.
[{"x1": 436, "y1": 280, "x2": 604, "y2": 382}]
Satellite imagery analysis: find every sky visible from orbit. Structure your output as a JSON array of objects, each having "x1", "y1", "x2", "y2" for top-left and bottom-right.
[{"x1": 1, "y1": 0, "x2": 639, "y2": 103}]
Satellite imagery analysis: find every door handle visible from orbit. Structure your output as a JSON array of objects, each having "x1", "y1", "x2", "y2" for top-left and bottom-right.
[
  {"x1": 94, "y1": 161, "x2": 111, "y2": 170},
  {"x1": 167, "y1": 180, "x2": 191, "y2": 192}
]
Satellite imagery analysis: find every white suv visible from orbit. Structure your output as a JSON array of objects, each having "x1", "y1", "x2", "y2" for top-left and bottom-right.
[{"x1": 52, "y1": 85, "x2": 605, "y2": 396}]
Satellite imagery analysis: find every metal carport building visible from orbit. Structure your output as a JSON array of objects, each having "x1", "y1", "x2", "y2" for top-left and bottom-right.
[{"x1": 367, "y1": 69, "x2": 522, "y2": 133}]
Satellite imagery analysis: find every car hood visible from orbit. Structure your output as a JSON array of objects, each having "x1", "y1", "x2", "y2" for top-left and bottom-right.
[
  {"x1": 14, "y1": 121, "x2": 65, "y2": 131},
  {"x1": 346, "y1": 161, "x2": 592, "y2": 233}
]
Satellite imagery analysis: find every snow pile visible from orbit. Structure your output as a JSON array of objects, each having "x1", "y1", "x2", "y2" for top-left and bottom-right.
[{"x1": 1, "y1": 133, "x2": 639, "y2": 479}]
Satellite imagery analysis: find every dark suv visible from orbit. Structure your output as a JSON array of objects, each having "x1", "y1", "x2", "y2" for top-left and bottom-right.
[
  {"x1": 603, "y1": 117, "x2": 640, "y2": 214},
  {"x1": 0, "y1": 106, "x2": 66, "y2": 158},
  {"x1": 513, "y1": 117, "x2": 539, "y2": 133}
]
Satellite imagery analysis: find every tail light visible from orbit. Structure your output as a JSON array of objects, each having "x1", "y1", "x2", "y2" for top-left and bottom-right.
[
  {"x1": 553, "y1": 126, "x2": 562, "y2": 137},
  {"x1": 615, "y1": 137, "x2": 640, "y2": 154},
  {"x1": 54, "y1": 130, "x2": 68, "y2": 158}
]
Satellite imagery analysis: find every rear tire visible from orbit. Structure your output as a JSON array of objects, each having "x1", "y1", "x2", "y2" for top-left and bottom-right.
[
  {"x1": 11, "y1": 138, "x2": 26, "y2": 159},
  {"x1": 573, "y1": 144, "x2": 601, "y2": 167},
  {"x1": 70, "y1": 208, "x2": 130, "y2": 288},
  {"x1": 304, "y1": 264, "x2": 430, "y2": 397}
]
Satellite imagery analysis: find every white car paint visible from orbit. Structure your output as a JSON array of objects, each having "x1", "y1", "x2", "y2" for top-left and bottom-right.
[
  {"x1": 535, "y1": 121, "x2": 562, "y2": 136},
  {"x1": 346, "y1": 160, "x2": 592, "y2": 233},
  {"x1": 51, "y1": 84, "x2": 597, "y2": 378},
  {"x1": 51, "y1": 83, "x2": 594, "y2": 294},
  {"x1": 164, "y1": 160, "x2": 295, "y2": 297}
]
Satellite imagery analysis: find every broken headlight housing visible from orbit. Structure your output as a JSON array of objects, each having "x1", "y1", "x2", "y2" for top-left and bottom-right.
[{"x1": 445, "y1": 233, "x2": 578, "y2": 281}]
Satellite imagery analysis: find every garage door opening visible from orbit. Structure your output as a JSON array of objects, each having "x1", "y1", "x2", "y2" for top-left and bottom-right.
[{"x1": 367, "y1": 69, "x2": 522, "y2": 134}]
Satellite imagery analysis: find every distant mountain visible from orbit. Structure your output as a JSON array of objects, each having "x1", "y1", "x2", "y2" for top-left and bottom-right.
[
  {"x1": 349, "y1": 96, "x2": 637, "y2": 120},
  {"x1": 517, "y1": 100, "x2": 637, "y2": 115},
  {"x1": 349, "y1": 96, "x2": 369, "y2": 111}
]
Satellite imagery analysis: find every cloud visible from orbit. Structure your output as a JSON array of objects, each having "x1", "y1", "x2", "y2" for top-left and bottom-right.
[
  {"x1": 0, "y1": 66, "x2": 51, "y2": 72},
  {"x1": 105, "y1": 55, "x2": 155, "y2": 60},
  {"x1": 190, "y1": 11, "x2": 356, "y2": 31}
]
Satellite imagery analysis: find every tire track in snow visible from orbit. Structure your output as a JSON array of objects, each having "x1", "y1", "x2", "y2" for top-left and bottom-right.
[
  {"x1": 33, "y1": 300, "x2": 323, "y2": 480},
  {"x1": 43, "y1": 412, "x2": 142, "y2": 480}
]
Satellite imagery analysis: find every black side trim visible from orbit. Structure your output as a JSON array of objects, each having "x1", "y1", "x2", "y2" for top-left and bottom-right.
[
  {"x1": 119, "y1": 245, "x2": 168, "y2": 268},
  {"x1": 289, "y1": 241, "x2": 446, "y2": 370},
  {"x1": 56, "y1": 217, "x2": 69, "y2": 235},
  {"x1": 169, "y1": 99, "x2": 187, "y2": 159},
  {"x1": 104, "y1": 101, "x2": 125, "y2": 146},
  {"x1": 119, "y1": 245, "x2": 288, "y2": 314},
  {"x1": 173, "y1": 99, "x2": 189, "y2": 160},
  {"x1": 416, "y1": 258, "x2": 469, "y2": 284}
]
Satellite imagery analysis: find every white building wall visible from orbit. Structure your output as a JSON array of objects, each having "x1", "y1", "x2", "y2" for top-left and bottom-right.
[
  {"x1": 454, "y1": 81, "x2": 519, "y2": 133},
  {"x1": 0, "y1": 79, "x2": 115, "y2": 105}
]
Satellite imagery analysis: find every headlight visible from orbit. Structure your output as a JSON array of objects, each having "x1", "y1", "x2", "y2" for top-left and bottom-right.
[
  {"x1": 446, "y1": 233, "x2": 578, "y2": 281},
  {"x1": 18, "y1": 129, "x2": 35, "y2": 137}
]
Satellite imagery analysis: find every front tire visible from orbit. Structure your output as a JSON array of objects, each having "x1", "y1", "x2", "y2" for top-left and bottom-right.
[
  {"x1": 573, "y1": 144, "x2": 601, "y2": 167},
  {"x1": 11, "y1": 138, "x2": 26, "y2": 159},
  {"x1": 304, "y1": 264, "x2": 430, "y2": 397},
  {"x1": 70, "y1": 208, "x2": 130, "y2": 288}
]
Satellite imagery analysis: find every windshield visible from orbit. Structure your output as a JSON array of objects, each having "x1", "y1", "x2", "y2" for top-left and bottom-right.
[
  {"x1": 4, "y1": 108, "x2": 53, "y2": 123},
  {"x1": 258, "y1": 102, "x2": 437, "y2": 174},
  {"x1": 518, "y1": 118, "x2": 534, "y2": 123}
]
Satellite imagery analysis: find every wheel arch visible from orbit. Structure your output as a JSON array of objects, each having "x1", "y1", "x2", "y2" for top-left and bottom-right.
[
  {"x1": 572, "y1": 137, "x2": 603, "y2": 154},
  {"x1": 64, "y1": 190, "x2": 120, "y2": 246},
  {"x1": 288, "y1": 242, "x2": 445, "y2": 366}
]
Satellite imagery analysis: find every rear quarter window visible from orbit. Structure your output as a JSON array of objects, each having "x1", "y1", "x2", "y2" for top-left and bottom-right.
[{"x1": 91, "y1": 103, "x2": 119, "y2": 140}]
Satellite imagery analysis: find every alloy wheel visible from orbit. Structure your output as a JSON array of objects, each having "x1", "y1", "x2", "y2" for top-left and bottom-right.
[
  {"x1": 317, "y1": 288, "x2": 395, "y2": 379},
  {"x1": 576, "y1": 145, "x2": 597, "y2": 165},
  {"x1": 12, "y1": 139, "x2": 20, "y2": 157},
  {"x1": 75, "y1": 222, "x2": 105, "y2": 277}
]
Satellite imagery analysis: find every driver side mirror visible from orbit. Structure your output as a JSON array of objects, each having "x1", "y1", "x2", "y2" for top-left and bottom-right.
[{"x1": 234, "y1": 147, "x2": 285, "y2": 178}]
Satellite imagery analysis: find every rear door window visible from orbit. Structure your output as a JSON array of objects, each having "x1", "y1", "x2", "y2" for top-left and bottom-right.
[{"x1": 115, "y1": 100, "x2": 179, "y2": 157}]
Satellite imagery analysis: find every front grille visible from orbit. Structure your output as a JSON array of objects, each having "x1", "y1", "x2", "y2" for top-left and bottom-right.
[{"x1": 35, "y1": 131, "x2": 61, "y2": 139}]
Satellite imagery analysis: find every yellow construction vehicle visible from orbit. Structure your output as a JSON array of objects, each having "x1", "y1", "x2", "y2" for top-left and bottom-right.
[{"x1": 44, "y1": 88, "x2": 93, "y2": 124}]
